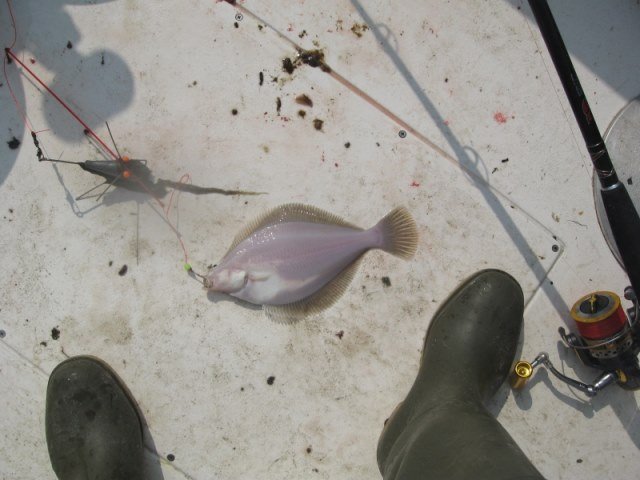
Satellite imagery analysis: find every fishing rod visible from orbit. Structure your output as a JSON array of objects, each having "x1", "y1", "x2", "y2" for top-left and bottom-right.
[{"x1": 511, "y1": 0, "x2": 640, "y2": 396}]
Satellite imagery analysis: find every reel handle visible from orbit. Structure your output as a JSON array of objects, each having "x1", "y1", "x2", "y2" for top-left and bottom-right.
[{"x1": 510, "y1": 353, "x2": 618, "y2": 397}]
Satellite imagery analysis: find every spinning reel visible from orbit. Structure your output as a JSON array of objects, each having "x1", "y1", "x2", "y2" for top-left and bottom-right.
[{"x1": 511, "y1": 289, "x2": 640, "y2": 396}]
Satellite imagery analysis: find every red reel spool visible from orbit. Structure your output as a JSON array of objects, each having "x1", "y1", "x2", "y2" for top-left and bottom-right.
[{"x1": 570, "y1": 291, "x2": 627, "y2": 340}]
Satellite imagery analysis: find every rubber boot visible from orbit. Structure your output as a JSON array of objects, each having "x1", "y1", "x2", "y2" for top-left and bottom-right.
[
  {"x1": 45, "y1": 356, "x2": 145, "y2": 480},
  {"x1": 377, "y1": 269, "x2": 545, "y2": 480}
]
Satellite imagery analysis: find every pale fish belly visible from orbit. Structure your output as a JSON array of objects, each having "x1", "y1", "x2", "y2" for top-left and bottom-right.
[{"x1": 222, "y1": 222, "x2": 380, "y2": 305}]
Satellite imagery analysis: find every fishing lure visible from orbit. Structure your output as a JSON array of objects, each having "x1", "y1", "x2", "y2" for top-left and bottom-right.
[{"x1": 204, "y1": 203, "x2": 418, "y2": 322}]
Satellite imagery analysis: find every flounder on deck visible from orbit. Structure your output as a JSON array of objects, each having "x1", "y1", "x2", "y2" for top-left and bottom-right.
[{"x1": 205, "y1": 204, "x2": 418, "y2": 322}]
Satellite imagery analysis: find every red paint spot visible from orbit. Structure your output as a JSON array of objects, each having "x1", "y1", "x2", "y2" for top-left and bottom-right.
[
  {"x1": 287, "y1": 24, "x2": 294, "y2": 32},
  {"x1": 29, "y1": 58, "x2": 36, "y2": 64},
  {"x1": 443, "y1": 119, "x2": 450, "y2": 126},
  {"x1": 493, "y1": 112, "x2": 508, "y2": 124},
  {"x1": 410, "y1": 181, "x2": 420, "y2": 187}
]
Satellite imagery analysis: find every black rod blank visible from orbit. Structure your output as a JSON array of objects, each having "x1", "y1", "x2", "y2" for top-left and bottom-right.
[{"x1": 528, "y1": 0, "x2": 640, "y2": 296}]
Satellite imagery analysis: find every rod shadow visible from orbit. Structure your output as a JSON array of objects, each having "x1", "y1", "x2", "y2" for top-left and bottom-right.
[{"x1": 350, "y1": 0, "x2": 569, "y2": 321}]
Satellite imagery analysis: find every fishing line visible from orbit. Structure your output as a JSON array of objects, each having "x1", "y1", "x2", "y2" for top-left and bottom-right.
[
  {"x1": 165, "y1": 173, "x2": 191, "y2": 218},
  {"x1": 5, "y1": 48, "x2": 119, "y2": 161},
  {"x1": 3, "y1": 0, "x2": 193, "y2": 267},
  {"x1": 5, "y1": 0, "x2": 16, "y2": 50}
]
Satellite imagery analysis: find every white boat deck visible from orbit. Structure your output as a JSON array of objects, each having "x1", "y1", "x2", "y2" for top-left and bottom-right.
[{"x1": 1, "y1": 1, "x2": 639, "y2": 478}]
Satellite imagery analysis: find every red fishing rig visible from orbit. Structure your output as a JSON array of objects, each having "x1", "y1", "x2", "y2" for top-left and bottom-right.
[
  {"x1": 3, "y1": 0, "x2": 264, "y2": 279},
  {"x1": 2, "y1": 0, "x2": 193, "y2": 267}
]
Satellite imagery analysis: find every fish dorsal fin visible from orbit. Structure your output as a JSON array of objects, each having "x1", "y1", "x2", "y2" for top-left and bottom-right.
[
  {"x1": 226, "y1": 203, "x2": 360, "y2": 254},
  {"x1": 263, "y1": 254, "x2": 364, "y2": 324}
]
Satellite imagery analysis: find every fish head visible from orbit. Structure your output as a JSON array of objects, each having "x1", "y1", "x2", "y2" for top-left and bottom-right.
[{"x1": 204, "y1": 268, "x2": 248, "y2": 293}]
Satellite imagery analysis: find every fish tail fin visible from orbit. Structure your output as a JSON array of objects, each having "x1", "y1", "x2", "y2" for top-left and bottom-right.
[{"x1": 375, "y1": 207, "x2": 418, "y2": 259}]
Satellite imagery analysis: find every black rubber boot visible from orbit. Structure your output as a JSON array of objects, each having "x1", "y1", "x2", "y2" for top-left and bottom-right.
[
  {"x1": 377, "y1": 269, "x2": 545, "y2": 480},
  {"x1": 45, "y1": 356, "x2": 145, "y2": 480}
]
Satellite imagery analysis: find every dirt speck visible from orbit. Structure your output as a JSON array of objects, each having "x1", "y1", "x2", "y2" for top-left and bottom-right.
[
  {"x1": 298, "y1": 30, "x2": 307, "y2": 38},
  {"x1": 167, "y1": 454, "x2": 175, "y2": 462},
  {"x1": 313, "y1": 119, "x2": 324, "y2": 131},
  {"x1": 40, "y1": 341, "x2": 47, "y2": 347},
  {"x1": 282, "y1": 57, "x2": 295, "y2": 74},
  {"x1": 267, "y1": 376, "x2": 275, "y2": 385},
  {"x1": 298, "y1": 49, "x2": 331, "y2": 72},
  {"x1": 259, "y1": 71, "x2": 264, "y2": 86},
  {"x1": 276, "y1": 97, "x2": 282, "y2": 115},
  {"x1": 118, "y1": 265, "x2": 128, "y2": 276},
  {"x1": 501, "y1": 158, "x2": 509, "y2": 163},
  {"x1": 66, "y1": 40, "x2": 73, "y2": 49},
  {"x1": 108, "y1": 260, "x2": 113, "y2": 267},
  {"x1": 7, "y1": 136, "x2": 20, "y2": 150},
  {"x1": 295, "y1": 94, "x2": 313, "y2": 107},
  {"x1": 350, "y1": 23, "x2": 369, "y2": 38},
  {"x1": 306, "y1": 446, "x2": 312, "y2": 453},
  {"x1": 381, "y1": 276, "x2": 391, "y2": 287},
  {"x1": 627, "y1": 176, "x2": 633, "y2": 185},
  {"x1": 344, "y1": 142, "x2": 351, "y2": 148},
  {"x1": 51, "y1": 327, "x2": 60, "y2": 340},
  {"x1": 232, "y1": 108, "x2": 238, "y2": 115},
  {"x1": 234, "y1": 21, "x2": 239, "y2": 28},
  {"x1": 101, "y1": 53, "x2": 105, "y2": 65},
  {"x1": 298, "y1": 110, "x2": 306, "y2": 118},
  {"x1": 336, "y1": 330, "x2": 344, "y2": 340}
]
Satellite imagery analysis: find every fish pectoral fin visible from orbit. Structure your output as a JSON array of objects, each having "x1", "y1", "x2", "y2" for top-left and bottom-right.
[
  {"x1": 249, "y1": 270, "x2": 271, "y2": 281},
  {"x1": 264, "y1": 255, "x2": 363, "y2": 324}
]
